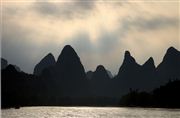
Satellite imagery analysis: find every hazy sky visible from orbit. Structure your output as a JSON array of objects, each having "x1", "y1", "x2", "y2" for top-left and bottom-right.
[{"x1": 1, "y1": 0, "x2": 180, "y2": 75}]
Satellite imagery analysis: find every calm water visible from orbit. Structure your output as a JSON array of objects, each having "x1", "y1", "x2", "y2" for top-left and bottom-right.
[{"x1": 2, "y1": 107, "x2": 180, "y2": 118}]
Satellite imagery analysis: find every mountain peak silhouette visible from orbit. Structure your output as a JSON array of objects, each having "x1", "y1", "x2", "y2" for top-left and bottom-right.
[
  {"x1": 57, "y1": 45, "x2": 79, "y2": 64},
  {"x1": 143, "y1": 57, "x2": 155, "y2": 69},
  {"x1": 167, "y1": 46, "x2": 178, "y2": 53},
  {"x1": 93, "y1": 65, "x2": 110, "y2": 80},
  {"x1": 90, "y1": 65, "x2": 111, "y2": 97},
  {"x1": 116, "y1": 50, "x2": 141, "y2": 82},
  {"x1": 124, "y1": 50, "x2": 136, "y2": 64},
  {"x1": 125, "y1": 50, "x2": 131, "y2": 56},
  {"x1": 34, "y1": 53, "x2": 56, "y2": 75},
  {"x1": 163, "y1": 46, "x2": 180, "y2": 61},
  {"x1": 5, "y1": 64, "x2": 18, "y2": 73},
  {"x1": 55, "y1": 45, "x2": 86, "y2": 80},
  {"x1": 157, "y1": 47, "x2": 180, "y2": 84},
  {"x1": 118, "y1": 50, "x2": 138, "y2": 72},
  {"x1": 148, "y1": 57, "x2": 154, "y2": 62},
  {"x1": 1, "y1": 58, "x2": 8, "y2": 69},
  {"x1": 86, "y1": 71, "x2": 93, "y2": 79},
  {"x1": 47, "y1": 53, "x2": 54, "y2": 58},
  {"x1": 96, "y1": 65, "x2": 106, "y2": 71}
]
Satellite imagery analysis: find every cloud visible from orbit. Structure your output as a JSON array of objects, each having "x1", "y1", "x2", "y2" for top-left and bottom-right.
[
  {"x1": 128, "y1": 16, "x2": 179, "y2": 31},
  {"x1": 33, "y1": 0, "x2": 95, "y2": 19},
  {"x1": 92, "y1": 15, "x2": 179, "y2": 54},
  {"x1": 2, "y1": 1, "x2": 179, "y2": 75},
  {"x1": 118, "y1": 15, "x2": 179, "y2": 32}
]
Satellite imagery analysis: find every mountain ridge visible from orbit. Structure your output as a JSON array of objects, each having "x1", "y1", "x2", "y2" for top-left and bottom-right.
[{"x1": 1, "y1": 45, "x2": 180, "y2": 107}]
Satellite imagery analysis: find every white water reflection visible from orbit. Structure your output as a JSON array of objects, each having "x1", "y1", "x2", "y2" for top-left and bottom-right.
[{"x1": 2, "y1": 107, "x2": 180, "y2": 118}]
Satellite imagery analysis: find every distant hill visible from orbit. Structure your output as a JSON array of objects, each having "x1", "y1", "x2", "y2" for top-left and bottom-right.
[
  {"x1": 156, "y1": 47, "x2": 180, "y2": 84},
  {"x1": 1, "y1": 58, "x2": 8, "y2": 69},
  {"x1": 2, "y1": 65, "x2": 39, "y2": 108},
  {"x1": 119, "y1": 80, "x2": 180, "y2": 108},
  {"x1": 40, "y1": 45, "x2": 91, "y2": 102},
  {"x1": 34, "y1": 53, "x2": 56, "y2": 75},
  {"x1": 1, "y1": 58, "x2": 21, "y2": 72},
  {"x1": 1, "y1": 45, "x2": 180, "y2": 108},
  {"x1": 115, "y1": 50, "x2": 142, "y2": 90},
  {"x1": 89, "y1": 65, "x2": 111, "y2": 97}
]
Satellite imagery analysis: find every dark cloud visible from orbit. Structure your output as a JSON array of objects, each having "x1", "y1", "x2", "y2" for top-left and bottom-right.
[
  {"x1": 135, "y1": 17, "x2": 178, "y2": 30},
  {"x1": 33, "y1": 2, "x2": 59, "y2": 15},
  {"x1": 33, "y1": 0, "x2": 95, "y2": 19},
  {"x1": 120, "y1": 16, "x2": 179, "y2": 31},
  {"x1": 94, "y1": 16, "x2": 179, "y2": 54},
  {"x1": 63, "y1": 16, "x2": 179, "y2": 56},
  {"x1": 74, "y1": 0, "x2": 95, "y2": 9},
  {"x1": 2, "y1": 1, "x2": 178, "y2": 75}
]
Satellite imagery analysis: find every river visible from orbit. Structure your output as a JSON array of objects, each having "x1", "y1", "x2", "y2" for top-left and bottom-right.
[{"x1": 2, "y1": 107, "x2": 180, "y2": 118}]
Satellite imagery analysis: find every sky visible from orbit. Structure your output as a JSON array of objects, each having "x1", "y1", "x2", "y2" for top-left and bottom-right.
[{"x1": 1, "y1": 0, "x2": 180, "y2": 75}]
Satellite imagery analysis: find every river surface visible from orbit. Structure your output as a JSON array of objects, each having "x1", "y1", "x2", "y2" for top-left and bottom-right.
[{"x1": 2, "y1": 107, "x2": 180, "y2": 118}]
